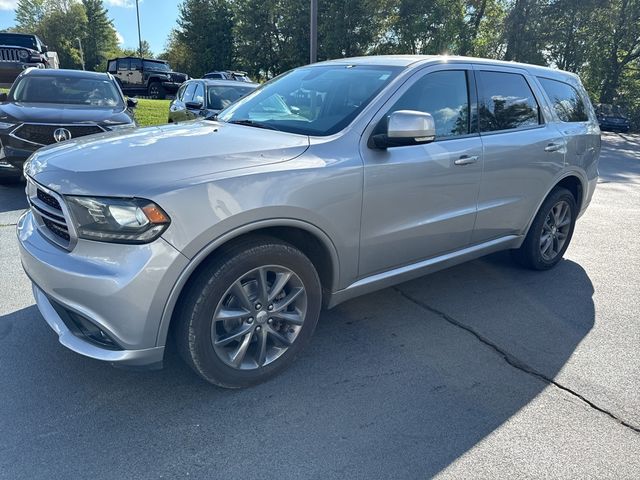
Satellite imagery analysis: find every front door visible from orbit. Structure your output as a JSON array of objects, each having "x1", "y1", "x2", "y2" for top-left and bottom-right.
[{"x1": 358, "y1": 65, "x2": 483, "y2": 277}]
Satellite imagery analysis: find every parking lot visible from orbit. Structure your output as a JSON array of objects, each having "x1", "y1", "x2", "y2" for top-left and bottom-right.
[{"x1": 0, "y1": 132, "x2": 638, "y2": 479}]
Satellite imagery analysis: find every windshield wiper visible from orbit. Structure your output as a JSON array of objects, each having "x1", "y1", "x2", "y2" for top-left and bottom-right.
[{"x1": 227, "y1": 119, "x2": 280, "y2": 131}]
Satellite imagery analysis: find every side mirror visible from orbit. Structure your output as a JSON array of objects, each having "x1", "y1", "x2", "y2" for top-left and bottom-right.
[
  {"x1": 371, "y1": 110, "x2": 436, "y2": 149},
  {"x1": 185, "y1": 101, "x2": 203, "y2": 110},
  {"x1": 0, "y1": 93, "x2": 7, "y2": 102},
  {"x1": 126, "y1": 97, "x2": 138, "y2": 108}
]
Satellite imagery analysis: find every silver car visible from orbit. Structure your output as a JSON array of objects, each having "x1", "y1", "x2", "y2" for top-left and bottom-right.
[{"x1": 18, "y1": 56, "x2": 600, "y2": 387}]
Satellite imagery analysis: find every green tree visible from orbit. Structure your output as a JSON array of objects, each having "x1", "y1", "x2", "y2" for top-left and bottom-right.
[
  {"x1": 39, "y1": 0, "x2": 88, "y2": 69},
  {"x1": 121, "y1": 40, "x2": 153, "y2": 58},
  {"x1": 159, "y1": 29, "x2": 190, "y2": 72},
  {"x1": 503, "y1": 0, "x2": 547, "y2": 64},
  {"x1": 82, "y1": 0, "x2": 119, "y2": 71},
  {"x1": 14, "y1": 0, "x2": 49, "y2": 33},
  {"x1": 177, "y1": 0, "x2": 234, "y2": 77}
]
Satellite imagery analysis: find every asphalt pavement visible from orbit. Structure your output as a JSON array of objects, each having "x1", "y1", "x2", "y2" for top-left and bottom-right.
[{"x1": 0, "y1": 133, "x2": 638, "y2": 479}]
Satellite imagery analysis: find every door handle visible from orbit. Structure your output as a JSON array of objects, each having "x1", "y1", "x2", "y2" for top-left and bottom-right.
[
  {"x1": 454, "y1": 155, "x2": 479, "y2": 166},
  {"x1": 544, "y1": 142, "x2": 563, "y2": 152}
]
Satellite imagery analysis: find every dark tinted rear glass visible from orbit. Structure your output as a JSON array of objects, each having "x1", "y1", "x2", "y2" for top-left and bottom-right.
[
  {"x1": 539, "y1": 77, "x2": 588, "y2": 122},
  {"x1": 477, "y1": 71, "x2": 540, "y2": 132},
  {"x1": 0, "y1": 34, "x2": 37, "y2": 50}
]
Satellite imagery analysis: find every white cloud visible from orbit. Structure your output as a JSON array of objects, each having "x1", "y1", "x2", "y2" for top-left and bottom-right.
[
  {"x1": 115, "y1": 30, "x2": 125, "y2": 45},
  {"x1": 105, "y1": 0, "x2": 138, "y2": 8},
  {"x1": 0, "y1": 0, "x2": 18, "y2": 11}
]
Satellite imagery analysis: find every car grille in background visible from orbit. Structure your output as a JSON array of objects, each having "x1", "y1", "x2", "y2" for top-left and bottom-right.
[
  {"x1": 13, "y1": 124, "x2": 104, "y2": 146},
  {"x1": 26, "y1": 178, "x2": 74, "y2": 250},
  {"x1": 0, "y1": 48, "x2": 25, "y2": 62}
]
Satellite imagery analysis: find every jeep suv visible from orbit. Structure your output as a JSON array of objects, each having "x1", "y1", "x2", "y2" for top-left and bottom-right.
[
  {"x1": 107, "y1": 56, "x2": 188, "y2": 99},
  {"x1": 0, "y1": 32, "x2": 50, "y2": 87},
  {"x1": 18, "y1": 56, "x2": 600, "y2": 388}
]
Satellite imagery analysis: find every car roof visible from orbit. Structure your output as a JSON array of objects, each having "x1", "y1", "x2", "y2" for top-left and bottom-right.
[
  {"x1": 22, "y1": 68, "x2": 113, "y2": 80},
  {"x1": 317, "y1": 55, "x2": 579, "y2": 82},
  {"x1": 109, "y1": 56, "x2": 167, "y2": 62},
  {"x1": 188, "y1": 79, "x2": 259, "y2": 87}
]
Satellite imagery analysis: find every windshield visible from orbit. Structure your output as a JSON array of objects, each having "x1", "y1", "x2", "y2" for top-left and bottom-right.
[
  {"x1": 0, "y1": 34, "x2": 37, "y2": 50},
  {"x1": 144, "y1": 60, "x2": 170, "y2": 71},
  {"x1": 218, "y1": 65, "x2": 402, "y2": 136},
  {"x1": 207, "y1": 85, "x2": 256, "y2": 110},
  {"x1": 11, "y1": 76, "x2": 123, "y2": 107}
]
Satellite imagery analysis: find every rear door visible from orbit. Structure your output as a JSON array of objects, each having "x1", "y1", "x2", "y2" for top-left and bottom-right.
[
  {"x1": 358, "y1": 64, "x2": 483, "y2": 277},
  {"x1": 470, "y1": 66, "x2": 566, "y2": 243}
]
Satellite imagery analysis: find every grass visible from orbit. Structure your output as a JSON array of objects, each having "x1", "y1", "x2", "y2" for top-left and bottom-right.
[{"x1": 133, "y1": 98, "x2": 171, "y2": 127}]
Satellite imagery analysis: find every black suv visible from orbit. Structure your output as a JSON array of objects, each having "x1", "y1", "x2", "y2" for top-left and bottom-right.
[
  {"x1": 107, "y1": 57, "x2": 188, "y2": 99},
  {"x1": 0, "y1": 32, "x2": 50, "y2": 87}
]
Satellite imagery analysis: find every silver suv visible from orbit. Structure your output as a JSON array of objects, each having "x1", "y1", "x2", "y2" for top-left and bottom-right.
[{"x1": 18, "y1": 56, "x2": 600, "y2": 387}]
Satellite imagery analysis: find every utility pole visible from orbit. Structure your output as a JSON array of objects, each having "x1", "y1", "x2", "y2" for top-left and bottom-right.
[
  {"x1": 76, "y1": 37, "x2": 85, "y2": 70},
  {"x1": 136, "y1": 0, "x2": 143, "y2": 58},
  {"x1": 310, "y1": 0, "x2": 317, "y2": 63}
]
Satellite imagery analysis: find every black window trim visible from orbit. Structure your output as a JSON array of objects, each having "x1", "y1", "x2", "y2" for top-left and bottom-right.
[
  {"x1": 537, "y1": 75, "x2": 589, "y2": 124},
  {"x1": 473, "y1": 67, "x2": 547, "y2": 137}
]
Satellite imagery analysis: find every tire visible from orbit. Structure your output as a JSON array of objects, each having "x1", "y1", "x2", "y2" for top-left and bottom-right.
[
  {"x1": 175, "y1": 236, "x2": 322, "y2": 388},
  {"x1": 512, "y1": 187, "x2": 577, "y2": 270},
  {"x1": 148, "y1": 82, "x2": 166, "y2": 99}
]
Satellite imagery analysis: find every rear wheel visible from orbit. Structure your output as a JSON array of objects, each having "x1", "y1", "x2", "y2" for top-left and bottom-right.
[
  {"x1": 175, "y1": 237, "x2": 322, "y2": 388},
  {"x1": 512, "y1": 187, "x2": 577, "y2": 270},
  {"x1": 148, "y1": 82, "x2": 166, "y2": 99}
]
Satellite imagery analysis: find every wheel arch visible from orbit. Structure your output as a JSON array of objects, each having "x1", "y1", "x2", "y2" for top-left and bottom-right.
[{"x1": 156, "y1": 219, "x2": 340, "y2": 347}]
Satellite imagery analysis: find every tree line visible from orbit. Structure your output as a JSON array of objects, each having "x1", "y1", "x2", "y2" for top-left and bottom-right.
[{"x1": 7, "y1": 0, "x2": 640, "y2": 129}]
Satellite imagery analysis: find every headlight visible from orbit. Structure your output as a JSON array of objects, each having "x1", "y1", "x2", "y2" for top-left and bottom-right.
[
  {"x1": 18, "y1": 50, "x2": 28, "y2": 59},
  {"x1": 66, "y1": 196, "x2": 170, "y2": 244}
]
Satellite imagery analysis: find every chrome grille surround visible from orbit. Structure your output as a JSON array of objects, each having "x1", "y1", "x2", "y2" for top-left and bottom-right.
[{"x1": 26, "y1": 177, "x2": 77, "y2": 251}]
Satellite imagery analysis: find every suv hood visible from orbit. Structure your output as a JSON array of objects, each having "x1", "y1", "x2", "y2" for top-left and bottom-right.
[
  {"x1": 26, "y1": 120, "x2": 309, "y2": 196},
  {"x1": 1, "y1": 102, "x2": 131, "y2": 124}
]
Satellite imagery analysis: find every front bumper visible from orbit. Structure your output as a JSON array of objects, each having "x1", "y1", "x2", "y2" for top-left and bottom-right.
[
  {"x1": 17, "y1": 210, "x2": 189, "y2": 368},
  {"x1": 161, "y1": 81, "x2": 182, "y2": 92},
  {"x1": 0, "y1": 136, "x2": 37, "y2": 178}
]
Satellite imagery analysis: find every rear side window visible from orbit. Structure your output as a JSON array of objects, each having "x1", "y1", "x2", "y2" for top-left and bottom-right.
[
  {"x1": 117, "y1": 59, "x2": 129, "y2": 71},
  {"x1": 182, "y1": 82, "x2": 197, "y2": 103},
  {"x1": 477, "y1": 71, "x2": 540, "y2": 132},
  {"x1": 193, "y1": 83, "x2": 205, "y2": 104},
  {"x1": 107, "y1": 60, "x2": 116, "y2": 73},
  {"x1": 383, "y1": 70, "x2": 471, "y2": 138},
  {"x1": 538, "y1": 77, "x2": 588, "y2": 122}
]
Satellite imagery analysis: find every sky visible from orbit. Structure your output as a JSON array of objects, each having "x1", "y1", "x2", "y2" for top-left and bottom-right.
[{"x1": 0, "y1": 0, "x2": 180, "y2": 56}]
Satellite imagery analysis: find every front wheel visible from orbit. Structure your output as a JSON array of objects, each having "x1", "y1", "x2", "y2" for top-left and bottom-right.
[
  {"x1": 512, "y1": 187, "x2": 577, "y2": 270},
  {"x1": 148, "y1": 82, "x2": 166, "y2": 99},
  {"x1": 175, "y1": 237, "x2": 322, "y2": 388}
]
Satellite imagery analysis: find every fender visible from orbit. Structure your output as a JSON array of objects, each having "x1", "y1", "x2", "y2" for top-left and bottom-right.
[
  {"x1": 520, "y1": 169, "x2": 588, "y2": 242},
  {"x1": 154, "y1": 218, "x2": 341, "y2": 347}
]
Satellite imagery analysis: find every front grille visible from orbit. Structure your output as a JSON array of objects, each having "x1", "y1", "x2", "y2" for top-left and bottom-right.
[
  {"x1": 26, "y1": 178, "x2": 76, "y2": 250},
  {"x1": 0, "y1": 47, "x2": 26, "y2": 62},
  {"x1": 170, "y1": 73, "x2": 187, "y2": 83},
  {"x1": 13, "y1": 124, "x2": 105, "y2": 146}
]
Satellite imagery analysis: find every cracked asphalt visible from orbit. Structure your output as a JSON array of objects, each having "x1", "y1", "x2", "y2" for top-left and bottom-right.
[{"x1": 0, "y1": 133, "x2": 638, "y2": 479}]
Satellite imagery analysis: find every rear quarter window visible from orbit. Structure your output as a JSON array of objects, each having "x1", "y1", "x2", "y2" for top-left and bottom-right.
[
  {"x1": 477, "y1": 71, "x2": 541, "y2": 133},
  {"x1": 538, "y1": 77, "x2": 589, "y2": 122}
]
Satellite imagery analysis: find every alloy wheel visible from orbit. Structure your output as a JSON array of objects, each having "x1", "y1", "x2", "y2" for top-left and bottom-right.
[{"x1": 540, "y1": 200, "x2": 572, "y2": 261}]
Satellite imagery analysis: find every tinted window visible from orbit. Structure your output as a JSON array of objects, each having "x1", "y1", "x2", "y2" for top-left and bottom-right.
[
  {"x1": 193, "y1": 83, "x2": 205, "y2": 104},
  {"x1": 176, "y1": 83, "x2": 187, "y2": 101},
  {"x1": 539, "y1": 77, "x2": 588, "y2": 122},
  {"x1": 207, "y1": 85, "x2": 255, "y2": 110},
  {"x1": 143, "y1": 60, "x2": 170, "y2": 71},
  {"x1": 206, "y1": 73, "x2": 223, "y2": 79},
  {"x1": 117, "y1": 59, "x2": 129, "y2": 71},
  {"x1": 383, "y1": 70, "x2": 470, "y2": 138},
  {"x1": 182, "y1": 82, "x2": 197, "y2": 103},
  {"x1": 11, "y1": 76, "x2": 123, "y2": 107},
  {"x1": 0, "y1": 34, "x2": 37, "y2": 50},
  {"x1": 478, "y1": 71, "x2": 540, "y2": 132},
  {"x1": 130, "y1": 58, "x2": 142, "y2": 70},
  {"x1": 107, "y1": 60, "x2": 116, "y2": 73}
]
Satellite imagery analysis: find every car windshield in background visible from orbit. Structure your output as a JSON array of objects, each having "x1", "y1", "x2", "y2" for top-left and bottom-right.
[
  {"x1": 143, "y1": 61, "x2": 170, "y2": 71},
  {"x1": 0, "y1": 34, "x2": 37, "y2": 49},
  {"x1": 598, "y1": 104, "x2": 627, "y2": 117},
  {"x1": 207, "y1": 85, "x2": 255, "y2": 110},
  {"x1": 218, "y1": 65, "x2": 402, "y2": 136},
  {"x1": 11, "y1": 76, "x2": 123, "y2": 107}
]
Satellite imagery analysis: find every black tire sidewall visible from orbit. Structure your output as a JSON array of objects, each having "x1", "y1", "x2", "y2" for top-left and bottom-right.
[
  {"x1": 523, "y1": 188, "x2": 577, "y2": 270},
  {"x1": 183, "y1": 241, "x2": 322, "y2": 388}
]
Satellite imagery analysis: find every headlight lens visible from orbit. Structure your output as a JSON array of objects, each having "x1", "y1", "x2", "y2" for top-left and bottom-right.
[
  {"x1": 18, "y1": 50, "x2": 28, "y2": 59},
  {"x1": 66, "y1": 196, "x2": 170, "y2": 244}
]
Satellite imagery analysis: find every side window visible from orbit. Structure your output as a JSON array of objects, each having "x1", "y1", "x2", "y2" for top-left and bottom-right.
[
  {"x1": 176, "y1": 83, "x2": 187, "y2": 102},
  {"x1": 477, "y1": 71, "x2": 540, "y2": 132},
  {"x1": 538, "y1": 77, "x2": 588, "y2": 122},
  {"x1": 107, "y1": 60, "x2": 117, "y2": 73},
  {"x1": 209, "y1": 73, "x2": 222, "y2": 79},
  {"x1": 117, "y1": 59, "x2": 130, "y2": 71},
  {"x1": 193, "y1": 83, "x2": 205, "y2": 104},
  {"x1": 182, "y1": 82, "x2": 197, "y2": 103},
  {"x1": 130, "y1": 58, "x2": 142, "y2": 71},
  {"x1": 383, "y1": 70, "x2": 471, "y2": 138}
]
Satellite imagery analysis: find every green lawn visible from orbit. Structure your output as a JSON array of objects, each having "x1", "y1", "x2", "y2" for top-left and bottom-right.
[{"x1": 134, "y1": 98, "x2": 170, "y2": 127}]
